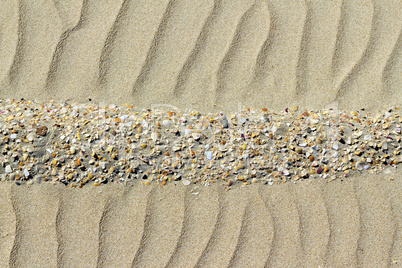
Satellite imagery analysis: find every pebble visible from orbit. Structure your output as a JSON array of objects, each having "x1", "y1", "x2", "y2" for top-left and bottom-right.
[
  {"x1": 5, "y1": 165, "x2": 12, "y2": 173},
  {"x1": 27, "y1": 133, "x2": 34, "y2": 142},
  {"x1": 36, "y1": 126, "x2": 48, "y2": 136}
]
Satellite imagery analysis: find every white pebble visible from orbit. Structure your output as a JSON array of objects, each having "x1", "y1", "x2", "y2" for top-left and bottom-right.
[
  {"x1": 27, "y1": 133, "x2": 34, "y2": 141},
  {"x1": 5, "y1": 165, "x2": 12, "y2": 173},
  {"x1": 205, "y1": 151, "x2": 213, "y2": 160}
]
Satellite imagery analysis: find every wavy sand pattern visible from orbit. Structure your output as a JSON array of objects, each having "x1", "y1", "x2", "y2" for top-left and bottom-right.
[
  {"x1": 0, "y1": 1, "x2": 400, "y2": 112},
  {"x1": 0, "y1": 171, "x2": 400, "y2": 267},
  {"x1": 0, "y1": 1, "x2": 401, "y2": 267}
]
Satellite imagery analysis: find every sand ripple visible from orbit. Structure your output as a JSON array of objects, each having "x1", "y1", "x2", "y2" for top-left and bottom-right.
[{"x1": 0, "y1": 1, "x2": 400, "y2": 112}]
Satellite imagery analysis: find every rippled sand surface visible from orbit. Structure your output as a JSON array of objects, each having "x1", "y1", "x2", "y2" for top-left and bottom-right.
[{"x1": 0, "y1": 1, "x2": 401, "y2": 267}]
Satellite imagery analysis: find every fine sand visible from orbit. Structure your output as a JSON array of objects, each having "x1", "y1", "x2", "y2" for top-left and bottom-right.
[
  {"x1": 0, "y1": 170, "x2": 401, "y2": 267},
  {"x1": 0, "y1": 1, "x2": 401, "y2": 267}
]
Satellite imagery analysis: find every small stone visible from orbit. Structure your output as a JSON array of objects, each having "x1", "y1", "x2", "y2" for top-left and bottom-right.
[
  {"x1": 205, "y1": 151, "x2": 213, "y2": 160},
  {"x1": 296, "y1": 147, "x2": 303, "y2": 154},
  {"x1": 70, "y1": 147, "x2": 76, "y2": 154},
  {"x1": 27, "y1": 133, "x2": 34, "y2": 142},
  {"x1": 382, "y1": 141, "x2": 388, "y2": 150},
  {"x1": 141, "y1": 144, "x2": 147, "y2": 149},
  {"x1": 107, "y1": 146, "x2": 114, "y2": 153},
  {"x1": 52, "y1": 159, "x2": 58, "y2": 166},
  {"x1": 88, "y1": 172, "x2": 93, "y2": 180},
  {"x1": 317, "y1": 166, "x2": 324, "y2": 174},
  {"x1": 291, "y1": 106, "x2": 299, "y2": 112},
  {"x1": 93, "y1": 182, "x2": 100, "y2": 186},
  {"x1": 23, "y1": 153, "x2": 29, "y2": 161},
  {"x1": 309, "y1": 155, "x2": 314, "y2": 162},
  {"x1": 222, "y1": 117, "x2": 229, "y2": 128},
  {"x1": 75, "y1": 158, "x2": 81, "y2": 166},
  {"x1": 36, "y1": 126, "x2": 48, "y2": 136},
  {"x1": 324, "y1": 165, "x2": 329, "y2": 172},
  {"x1": 5, "y1": 165, "x2": 12, "y2": 173},
  {"x1": 192, "y1": 133, "x2": 201, "y2": 140},
  {"x1": 355, "y1": 161, "x2": 364, "y2": 171},
  {"x1": 226, "y1": 180, "x2": 233, "y2": 186}
]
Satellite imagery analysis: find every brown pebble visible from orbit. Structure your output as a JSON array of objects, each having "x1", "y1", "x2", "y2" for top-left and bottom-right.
[
  {"x1": 162, "y1": 179, "x2": 167, "y2": 186},
  {"x1": 111, "y1": 130, "x2": 117, "y2": 136},
  {"x1": 36, "y1": 126, "x2": 48, "y2": 136},
  {"x1": 309, "y1": 155, "x2": 314, "y2": 162},
  {"x1": 317, "y1": 166, "x2": 324, "y2": 174},
  {"x1": 75, "y1": 158, "x2": 81, "y2": 166},
  {"x1": 226, "y1": 180, "x2": 233, "y2": 186}
]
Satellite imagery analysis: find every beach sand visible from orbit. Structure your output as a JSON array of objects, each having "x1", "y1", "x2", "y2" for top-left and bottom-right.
[{"x1": 0, "y1": 1, "x2": 401, "y2": 267}]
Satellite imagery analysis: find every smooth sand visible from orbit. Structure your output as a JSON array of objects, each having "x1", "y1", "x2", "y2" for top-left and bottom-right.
[{"x1": 0, "y1": 1, "x2": 401, "y2": 267}]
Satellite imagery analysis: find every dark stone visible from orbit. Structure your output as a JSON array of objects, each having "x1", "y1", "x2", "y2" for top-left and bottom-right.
[{"x1": 36, "y1": 126, "x2": 48, "y2": 136}]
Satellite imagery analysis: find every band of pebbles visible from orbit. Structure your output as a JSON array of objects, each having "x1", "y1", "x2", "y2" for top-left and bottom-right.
[{"x1": 0, "y1": 99, "x2": 400, "y2": 188}]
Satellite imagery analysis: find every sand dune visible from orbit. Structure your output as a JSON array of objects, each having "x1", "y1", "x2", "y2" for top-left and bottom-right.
[
  {"x1": 0, "y1": 1, "x2": 400, "y2": 112},
  {"x1": 0, "y1": 171, "x2": 400, "y2": 268},
  {"x1": 0, "y1": 1, "x2": 401, "y2": 267}
]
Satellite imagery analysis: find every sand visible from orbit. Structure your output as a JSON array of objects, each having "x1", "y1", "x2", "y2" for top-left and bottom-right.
[{"x1": 0, "y1": 1, "x2": 401, "y2": 267}]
